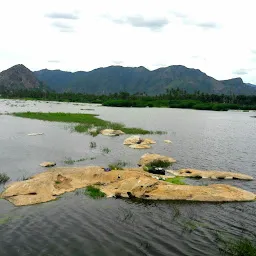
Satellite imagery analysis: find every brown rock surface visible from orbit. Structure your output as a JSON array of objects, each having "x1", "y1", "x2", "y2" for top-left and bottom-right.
[
  {"x1": 129, "y1": 144, "x2": 151, "y2": 149},
  {"x1": 123, "y1": 136, "x2": 156, "y2": 145},
  {"x1": 139, "y1": 153, "x2": 176, "y2": 166},
  {"x1": 100, "y1": 129, "x2": 125, "y2": 136},
  {"x1": 40, "y1": 162, "x2": 56, "y2": 167},
  {"x1": 169, "y1": 169, "x2": 253, "y2": 180},
  {"x1": 1, "y1": 167, "x2": 255, "y2": 206}
]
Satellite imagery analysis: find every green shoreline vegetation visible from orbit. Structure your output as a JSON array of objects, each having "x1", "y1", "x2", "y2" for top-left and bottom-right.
[
  {"x1": 85, "y1": 186, "x2": 106, "y2": 199},
  {"x1": 13, "y1": 112, "x2": 164, "y2": 136},
  {"x1": 2, "y1": 88, "x2": 256, "y2": 111}
]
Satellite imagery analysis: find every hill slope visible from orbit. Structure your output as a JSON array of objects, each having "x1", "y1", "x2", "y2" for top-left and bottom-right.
[
  {"x1": 34, "y1": 65, "x2": 256, "y2": 95},
  {"x1": 0, "y1": 64, "x2": 45, "y2": 93}
]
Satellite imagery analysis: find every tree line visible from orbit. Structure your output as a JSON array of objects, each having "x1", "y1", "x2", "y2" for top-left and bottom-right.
[{"x1": 1, "y1": 88, "x2": 256, "y2": 111}]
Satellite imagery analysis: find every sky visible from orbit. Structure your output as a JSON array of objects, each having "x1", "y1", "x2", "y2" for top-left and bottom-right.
[{"x1": 0, "y1": 0, "x2": 256, "y2": 83}]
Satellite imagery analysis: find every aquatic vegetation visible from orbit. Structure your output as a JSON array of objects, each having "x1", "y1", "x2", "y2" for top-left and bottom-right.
[
  {"x1": 220, "y1": 237, "x2": 256, "y2": 256},
  {"x1": 89, "y1": 141, "x2": 97, "y2": 148},
  {"x1": 16, "y1": 175, "x2": 30, "y2": 181},
  {"x1": 0, "y1": 173, "x2": 10, "y2": 184},
  {"x1": 108, "y1": 161, "x2": 127, "y2": 170},
  {"x1": 147, "y1": 159, "x2": 172, "y2": 168},
  {"x1": 64, "y1": 157, "x2": 75, "y2": 165},
  {"x1": 165, "y1": 177, "x2": 186, "y2": 185},
  {"x1": 102, "y1": 147, "x2": 111, "y2": 154},
  {"x1": 64, "y1": 157, "x2": 93, "y2": 164},
  {"x1": 13, "y1": 112, "x2": 162, "y2": 136},
  {"x1": 0, "y1": 216, "x2": 11, "y2": 225},
  {"x1": 85, "y1": 186, "x2": 106, "y2": 199}
]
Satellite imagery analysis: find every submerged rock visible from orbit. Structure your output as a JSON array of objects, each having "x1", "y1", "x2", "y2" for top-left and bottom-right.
[
  {"x1": 100, "y1": 129, "x2": 125, "y2": 136},
  {"x1": 129, "y1": 144, "x2": 151, "y2": 149},
  {"x1": 40, "y1": 162, "x2": 56, "y2": 167},
  {"x1": 168, "y1": 169, "x2": 254, "y2": 180},
  {"x1": 139, "y1": 153, "x2": 176, "y2": 167},
  {"x1": 1, "y1": 166, "x2": 255, "y2": 206},
  {"x1": 123, "y1": 136, "x2": 156, "y2": 145}
]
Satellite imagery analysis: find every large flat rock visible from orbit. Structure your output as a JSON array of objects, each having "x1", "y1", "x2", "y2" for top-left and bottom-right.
[
  {"x1": 1, "y1": 167, "x2": 255, "y2": 206},
  {"x1": 139, "y1": 153, "x2": 176, "y2": 166},
  {"x1": 169, "y1": 169, "x2": 253, "y2": 180}
]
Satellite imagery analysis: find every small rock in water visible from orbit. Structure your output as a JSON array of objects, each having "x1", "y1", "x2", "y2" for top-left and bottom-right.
[
  {"x1": 28, "y1": 133, "x2": 44, "y2": 136},
  {"x1": 40, "y1": 162, "x2": 56, "y2": 167},
  {"x1": 164, "y1": 140, "x2": 172, "y2": 143}
]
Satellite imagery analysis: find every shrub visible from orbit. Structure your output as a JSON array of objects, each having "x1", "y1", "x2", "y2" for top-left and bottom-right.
[
  {"x1": 0, "y1": 173, "x2": 10, "y2": 184},
  {"x1": 85, "y1": 186, "x2": 106, "y2": 199}
]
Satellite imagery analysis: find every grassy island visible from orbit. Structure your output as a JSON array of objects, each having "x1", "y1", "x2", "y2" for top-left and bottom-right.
[{"x1": 13, "y1": 112, "x2": 164, "y2": 136}]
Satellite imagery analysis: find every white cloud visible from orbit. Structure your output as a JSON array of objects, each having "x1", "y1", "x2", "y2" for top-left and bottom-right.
[{"x1": 0, "y1": 0, "x2": 256, "y2": 83}]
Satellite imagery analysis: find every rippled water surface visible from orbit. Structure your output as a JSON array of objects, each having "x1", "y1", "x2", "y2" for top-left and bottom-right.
[{"x1": 0, "y1": 99, "x2": 255, "y2": 256}]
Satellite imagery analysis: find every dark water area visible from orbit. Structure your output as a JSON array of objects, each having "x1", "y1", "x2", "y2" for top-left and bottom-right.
[{"x1": 0, "y1": 99, "x2": 255, "y2": 256}]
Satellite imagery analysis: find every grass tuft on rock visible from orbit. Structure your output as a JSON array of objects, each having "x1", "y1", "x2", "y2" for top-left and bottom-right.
[
  {"x1": 85, "y1": 186, "x2": 106, "y2": 199},
  {"x1": 13, "y1": 112, "x2": 164, "y2": 136},
  {"x1": 148, "y1": 160, "x2": 172, "y2": 168},
  {"x1": 108, "y1": 161, "x2": 127, "y2": 170},
  {"x1": 165, "y1": 177, "x2": 186, "y2": 185},
  {"x1": 0, "y1": 173, "x2": 10, "y2": 184}
]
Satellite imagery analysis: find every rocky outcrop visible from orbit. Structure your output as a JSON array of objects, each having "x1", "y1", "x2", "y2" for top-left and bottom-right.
[
  {"x1": 123, "y1": 136, "x2": 156, "y2": 145},
  {"x1": 0, "y1": 64, "x2": 45, "y2": 93},
  {"x1": 40, "y1": 162, "x2": 56, "y2": 167},
  {"x1": 129, "y1": 144, "x2": 151, "y2": 149},
  {"x1": 124, "y1": 136, "x2": 156, "y2": 149},
  {"x1": 139, "y1": 153, "x2": 176, "y2": 167},
  {"x1": 1, "y1": 167, "x2": 255, "y2": 206},
  {"x1": 168, "y1": 169, "x2": 253, "y2": 180},
  {"x1": 100, "y1": 129, "x2": 125, "y2": 136}
]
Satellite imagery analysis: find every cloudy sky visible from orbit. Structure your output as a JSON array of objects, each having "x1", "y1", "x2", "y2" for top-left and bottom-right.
[{"x1": 0, "y1": 0, "x2": 256, "y2": 83}]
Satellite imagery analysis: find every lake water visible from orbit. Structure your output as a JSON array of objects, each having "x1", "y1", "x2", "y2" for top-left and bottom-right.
[{"x1": 0, "y1": 99, "x2": 255, "y2": 256}]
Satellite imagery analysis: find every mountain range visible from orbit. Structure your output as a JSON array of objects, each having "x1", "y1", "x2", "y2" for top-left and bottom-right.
[
  {"x1": 34, "y1": 65, "x2": 256, "y2": 95},
  {"x1": 1, "y1": 64, "x2": 256, "y2": 95}
]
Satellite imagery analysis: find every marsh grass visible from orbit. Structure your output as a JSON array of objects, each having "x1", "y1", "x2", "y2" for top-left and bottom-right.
[
  {"x1": 108, "y1": 161, "x2": 127, "y2": 170},
  {"x1": 0, "y1": 216, "x2": 11, "y2": 225},
  {"x1": 0, "y1": 173, "x2": 10, "y2": 184},
  {"x1": 13, "y1": 112, "x2": 164, "y2": 136},
  {"x1": 147, "y1": 160, "x2": 172, "y2": 168},
  {"x1": 64, "y1": 157, "x2": 75, "y2": 165},
  {"x1": 85, "y1": 186, "x2": 106, "y2": 199},
  {"x1": 220, "y1": 237, "x2": 256, "y2": 256},
  {"x1": 90, "y1": 142, "x2": 97, "y2": 148},
  {"x1": 102, "y1": 147, "x2": 111, "y2": 154},
  {"x1": 64, "y1": 157, "x2": 94, "y2": 165},
  {"x1": 17, "y1": 175, "x2": 30, "y2": 181},
  {"x1": 165, "y1": 176, "x2": 186, "y2": 185}
]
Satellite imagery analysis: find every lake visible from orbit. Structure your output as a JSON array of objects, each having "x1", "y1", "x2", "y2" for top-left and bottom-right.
[{"x1": 0, "y1": 99, "x2": 255, "y2": 256}]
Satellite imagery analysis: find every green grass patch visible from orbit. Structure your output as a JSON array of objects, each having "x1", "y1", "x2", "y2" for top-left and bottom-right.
[
  {"x1": 55, "y1": 181, "x2": 61, "y2": 184},
  {"x1": 165, "y1": 176, "x2": 186, "y2": 185},
  {"x1": 108, "y1": 161, "x2": 127, "y2": 170},
  {"x1": 147, "y1": 160, "x2": 172, "y2": 168},
  {"x1": 85, "y1": 185, "x2": 106, "y2": 199},
  {"x1": 0, "y1": 173, "x2": 10, "y2": 184},
  {"x1": 13, "y1": 112, "x2": 162, "y2": 136}
]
